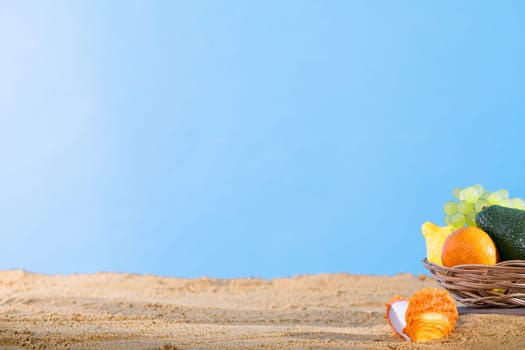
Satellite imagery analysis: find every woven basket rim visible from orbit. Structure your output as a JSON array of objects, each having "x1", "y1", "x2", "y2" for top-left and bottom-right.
[
  {"x1": 422, "y1": 258, "x2": 525, "y2": 308},
  {"x1": 423, "y1": 258, "x2": 525, "y2": 269}
]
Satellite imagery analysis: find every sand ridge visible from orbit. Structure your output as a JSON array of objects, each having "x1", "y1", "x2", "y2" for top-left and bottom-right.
[{"x1": 0, "y1": 270, "x2": 523, "y2": 349}]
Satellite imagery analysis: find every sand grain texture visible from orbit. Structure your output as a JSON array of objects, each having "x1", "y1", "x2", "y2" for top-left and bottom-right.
[{"x1": 0, "y1": 270, "x2": 523, "y2": 349}]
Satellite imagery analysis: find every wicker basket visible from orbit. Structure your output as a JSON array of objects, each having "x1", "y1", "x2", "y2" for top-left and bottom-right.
[{"x1": 423, "y1": 258, "x2": 525, "y2": 308}]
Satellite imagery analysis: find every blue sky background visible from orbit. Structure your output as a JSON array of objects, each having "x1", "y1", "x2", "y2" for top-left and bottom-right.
[{"x1": 1, "y1": 1, "x2": 525, "y2": 278}]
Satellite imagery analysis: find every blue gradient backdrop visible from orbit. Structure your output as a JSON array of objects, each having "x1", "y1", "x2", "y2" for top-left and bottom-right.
[{"x1": 1, "y1": 1, "x2": 525, "y2": 277}]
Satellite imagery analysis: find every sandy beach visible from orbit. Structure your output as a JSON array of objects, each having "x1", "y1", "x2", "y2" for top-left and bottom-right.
[{"x1": 0, "y1": 270, "x2": 523, "y2": 349}]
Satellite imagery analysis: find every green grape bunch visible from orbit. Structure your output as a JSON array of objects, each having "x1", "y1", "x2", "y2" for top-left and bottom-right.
[{"x1": 443, "y1": 184, "x2": 525, "y2": 229}]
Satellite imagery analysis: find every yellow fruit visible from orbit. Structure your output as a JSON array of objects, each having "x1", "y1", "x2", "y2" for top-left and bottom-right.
[
  {"x1": 421, "y1": 222, "x2": 455, "y2": 265},
  {"x1": 441, "y1": 227, "x2": 500, "y2": 267}
]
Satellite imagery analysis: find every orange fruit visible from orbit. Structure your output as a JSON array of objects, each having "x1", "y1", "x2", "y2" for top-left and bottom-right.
[{"x1": 441, "y1": 227, "x2": 500, "y2": 267}]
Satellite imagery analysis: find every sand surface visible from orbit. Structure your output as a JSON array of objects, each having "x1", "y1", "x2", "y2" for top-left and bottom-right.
[{"x1": 0, "y1": 270, "x2": 524, "y2": 349}]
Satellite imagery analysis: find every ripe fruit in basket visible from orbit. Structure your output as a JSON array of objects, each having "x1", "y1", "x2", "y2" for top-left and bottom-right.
[
  {"x1": 442, "y1": 184, "x2": 525, "y2": 229},
  {"x1": 441, "y1": 227, "x2": 500, "y2": 267},
  {"x1": 476, "y1": 205, "x2": 525, "y2": 260},
  {"x1": 421, "y1": 222, "x2": 455, "y2": 266}
]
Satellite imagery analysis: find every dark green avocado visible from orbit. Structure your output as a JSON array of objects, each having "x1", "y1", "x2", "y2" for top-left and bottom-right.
[{"x1": 476, "y1": 205, "x2": 525, "y2": 261}]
